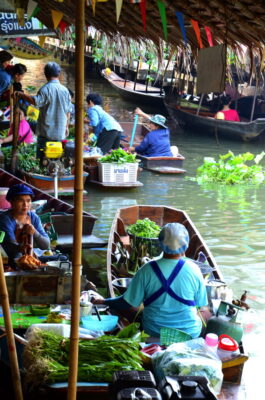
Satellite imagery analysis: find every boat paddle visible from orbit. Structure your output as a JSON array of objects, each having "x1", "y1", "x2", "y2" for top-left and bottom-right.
[{"x1": 129, "y1": 114, "x2": 139, "y2": 147}]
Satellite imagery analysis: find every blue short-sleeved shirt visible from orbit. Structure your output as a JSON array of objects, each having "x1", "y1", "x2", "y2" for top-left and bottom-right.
[
  {"x1": 135, "y1": 128, "x2": 173, "y2": 157},
  {"x1": 0, "y1": 210, "x2": 49, "y2": 258},
  {"x1": 33, "y1": 79, "x2": 71, "y2": 140},
  {"x1": 0, "y1": 66, "x2": 12, "y2": 96},
  {"x1": 123, "y1": 257, "x2": 208, "y2": 338},
  {"x1": 87, "y1": 105, "x2": 123, "y2": 137}
]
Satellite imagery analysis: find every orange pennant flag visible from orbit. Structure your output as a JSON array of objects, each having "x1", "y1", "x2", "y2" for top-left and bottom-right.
[
  {"x1": 191, "y1": 19, "x2": 203, "y2": 49},
  {"x1": 51, "y1": 9, "x2": 64, "y2": 29},
  {"x1": 38, "y1": 36, "x2": 46, "y2": 48},
  {"x1": 204, "y1": 26, "x2": 213, "y2": 47}
]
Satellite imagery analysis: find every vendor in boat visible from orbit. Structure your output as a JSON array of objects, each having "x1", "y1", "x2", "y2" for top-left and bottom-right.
[
  {"x1": 129, "y1": 108, "x2": 173, "y2": 157},
  {"x1": 0, "y1": 107, "x2": 34, "y2": 146},
  {"x1": 92, "y1": 223, "x2": 208, "y2": 339},
  {"x1": 215, "y1": 94, "x2": 240, "y2": 121},
  {"x1": 0, "y1": 184, "x2": 50, "y2": 263},
  {"x1": 86, "y1": 93, "x2": 123, "y2": 154},
  {"x1": 0, "y1": 50, "x2": 13, "y2": 98}
]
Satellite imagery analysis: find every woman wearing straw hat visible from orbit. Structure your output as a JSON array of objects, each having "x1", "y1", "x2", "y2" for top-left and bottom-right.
[
  {"x1": 92, "y1": 223, "x2": 207, "y2": 339},
  {"x1": 129, "y1": 107, "x2": 173, "y2": 157}
]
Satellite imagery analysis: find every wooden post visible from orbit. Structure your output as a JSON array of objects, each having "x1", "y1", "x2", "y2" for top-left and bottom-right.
[
  {"x1": 0, "y1": 234, "x2": 24, "y2": 400},
  {"x1": 250, "y1": 75, "x2": 258, "y2": 122},
  {"x1": 123, "y1": 63, "x2": 129, "y2": 88},
  {"x1": 67, "y1": 1, "x2": 85, "y2": 399},
  {"x1": 145, "y1": 63, "x2": 151, "y2": 93},
  {"x1": 133, "y1": 60, "x2": 140, "y2": 91},
  {"x1": 10, "y1": 100, "x2": 21, "y2": 174},
  {"x1": 196, "y1": 93, "x2": 204, "y2": 115}
]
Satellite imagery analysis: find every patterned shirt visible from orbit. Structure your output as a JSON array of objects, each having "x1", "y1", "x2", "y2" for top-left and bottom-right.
[{"x1": 33, "y1": 79, "x2": 71, "y2": 140}]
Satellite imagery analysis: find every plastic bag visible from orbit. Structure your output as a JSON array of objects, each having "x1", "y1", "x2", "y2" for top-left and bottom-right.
[{"x1": 152, "y1": 338, "x2": 223, "y2": 395}]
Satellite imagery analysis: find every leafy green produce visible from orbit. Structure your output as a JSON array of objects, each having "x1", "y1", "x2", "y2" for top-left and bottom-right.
[
  {"x1": 127, "y1": 218, "x2": 161, "y2": 238},
  {"x1": 196, "y1": 151, "x2": 265, "y2": 185},
  {"x1": 17, "y1": 143, "x2": 46, "y2": 174},
  {"x1": 23, "y1": 330, "x2": 144, "y2": 386},
  {"x1": 99, "y1": 148, "x2": 137, "y2": 164}
]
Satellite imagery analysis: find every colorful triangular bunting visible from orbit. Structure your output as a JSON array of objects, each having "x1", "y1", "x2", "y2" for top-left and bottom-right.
[
  {"x1": 51, "y1": 9, "x2": 64, "y2": 29},
  {"x1": 157, "y1": 0, "x2": 168, "y2": 41}
]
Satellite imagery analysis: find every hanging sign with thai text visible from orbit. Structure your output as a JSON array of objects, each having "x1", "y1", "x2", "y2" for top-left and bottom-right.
[{"x1": 0, "y1": 13, "x2": 54, "y2": 37}]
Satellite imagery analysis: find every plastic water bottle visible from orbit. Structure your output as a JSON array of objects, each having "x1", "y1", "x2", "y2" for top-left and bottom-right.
[{"x1": 205, "y1": 333, "x2": 219, "y2": 358}]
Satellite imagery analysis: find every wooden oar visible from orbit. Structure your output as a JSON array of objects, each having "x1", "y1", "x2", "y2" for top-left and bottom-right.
[
  {"x1": 129, "y1": 114, "x2": 139, "y2": 147},
  {"x1": 0, "y1": 231, "x2": 24, "y2": 400}
]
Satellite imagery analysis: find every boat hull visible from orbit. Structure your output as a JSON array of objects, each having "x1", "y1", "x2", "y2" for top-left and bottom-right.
[
  {"x1": 102, "y1": 69, "x2": 165, "y2": 108},
  {"x1": 166, "y1": 103, "x2": 265, "y2": 142},
  {"x1": 22, "y1": 171, "x2": 88, "y2": 194}
]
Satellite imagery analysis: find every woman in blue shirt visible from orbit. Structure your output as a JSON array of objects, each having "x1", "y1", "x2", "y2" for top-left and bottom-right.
[
  {"x1": 0, "y1": 50, "x2": 13, "y2": 98},
  {"x1": 129, "y1": 107, "x2": 173, "y2": 157},
  {"x1": 92, "y1": 223, "x2": 208, "y2": 339},
  {"x1": 86, "y1": 93, "x2": 123, "y2": 154}
]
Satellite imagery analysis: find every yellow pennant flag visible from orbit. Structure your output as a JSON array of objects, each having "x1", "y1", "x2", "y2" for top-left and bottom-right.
[
  {"x1": 51, "y1": 9, "x2": 64, "y2": 29},
  {"x1": 115, "y1": 0, "x2": 123, "y2": 23},
  {"x1": 38, "y1": 36, "x2": 46, "y2": 48}
]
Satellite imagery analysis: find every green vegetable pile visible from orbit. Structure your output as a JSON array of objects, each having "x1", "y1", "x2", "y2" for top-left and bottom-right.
[
  {"x1": 99, "y1": 148, "x2": 137, "y2": 164},
  {"x1": 23, "y1": 323, "x2": 145, "y2": 386},
  {"x1": 196, "y1": 151, "x2": 265, "y2": 185},
  {"x1": 17, "y1": 143, "x2": 46, "y2": 174},
  {"x1": 127, "y1": 218, "x2": 161, "y2": 238}
]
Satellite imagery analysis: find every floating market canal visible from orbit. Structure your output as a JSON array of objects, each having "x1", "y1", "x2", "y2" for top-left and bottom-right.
[{"x1": 10, "y1": 56, "x2": 265, "y2": 396}]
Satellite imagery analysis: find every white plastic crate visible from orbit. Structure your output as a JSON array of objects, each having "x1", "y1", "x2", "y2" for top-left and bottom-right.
[{"x1": 98, "y1": 162, "x2": 138, "y2": 183}]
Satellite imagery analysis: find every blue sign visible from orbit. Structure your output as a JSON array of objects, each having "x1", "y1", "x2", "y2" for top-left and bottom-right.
[{"x1": 0, "y1": 13, "x2": 54, "y2": 37}]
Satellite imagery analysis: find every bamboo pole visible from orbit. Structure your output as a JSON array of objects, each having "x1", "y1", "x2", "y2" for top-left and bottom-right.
[
  {"x1": 0, "y1": 236, "x2": 24, "y2": 400},
  {"x1": 10, "y1": 99, "x2": 21, "y2": 174},
  {"x1": 67, "y1": 1, "x2": 85, "y2": 399}
]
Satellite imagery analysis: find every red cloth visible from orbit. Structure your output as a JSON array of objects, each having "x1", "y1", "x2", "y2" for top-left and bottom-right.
[{"x1": 222, "y1": 109, "x2": 240, "y2": 121}]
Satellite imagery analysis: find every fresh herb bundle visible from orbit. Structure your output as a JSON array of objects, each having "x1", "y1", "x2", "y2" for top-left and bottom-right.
[
  {"x1": 127, "y1": 218, "x2": 161, "y2": 238},
  {"x1": 23, "y1": 327, "x2": 144, "y2": 385},
  {"x1": 99, "y1": 148, "x2": 137, "y2": 164},
  {"x1": 196, "y1": 151, "x2": 265, "y2": 185}
]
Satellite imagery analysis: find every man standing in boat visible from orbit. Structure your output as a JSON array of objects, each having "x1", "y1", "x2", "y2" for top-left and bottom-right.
[
  {"x1": 15, "y1": 62, "x2": 72, "y2": 161},
  {"x1": 129, "y1": 108, "x2": 173, "y2": 157}
]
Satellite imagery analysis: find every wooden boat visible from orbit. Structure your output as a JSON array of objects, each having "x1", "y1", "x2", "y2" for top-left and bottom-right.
[
  {"x1": 107, "y1": 205, "x2": 249, "y2": 392},
  {"x1": 21, "y1": 170, "x2": 89, "y2": 196},
  {"x1": 0, "y1": 168, "x2": 106, "y2": 251},
  {"x1": 84, "y1": 121, "x2": 186, "y2": 179},
  {"x1": 165, "y1": 102, "x2": 265, "y2": 142},
  {"x1": 101, "y1": 68, "x2": 165, "y2": 108}
]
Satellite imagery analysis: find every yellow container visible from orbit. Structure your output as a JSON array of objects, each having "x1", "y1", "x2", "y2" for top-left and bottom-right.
[{"x1": 44, "y1": 142, "x2": 64, "y2": 158}]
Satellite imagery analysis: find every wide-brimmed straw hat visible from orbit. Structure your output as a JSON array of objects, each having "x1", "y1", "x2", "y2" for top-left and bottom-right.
[
  {"x1": 149, "y1": 114, "x2": 167, "y2": 128},
  {"x1": 158, "y1": 223, "x2": 189, "y2": 255}
]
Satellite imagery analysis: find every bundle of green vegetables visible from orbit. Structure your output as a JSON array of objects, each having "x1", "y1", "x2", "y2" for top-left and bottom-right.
[
  {"x1": 196, "y1": 151, "x2": 265, "y2": 185},
  {"x1": 99, "y1": 148, "x2": 137, "y2": 164},
  {"x1": 23, "y1": 323, "x2": 146, "y2": 386},
  {"x1": 127, "y1": 218, "x2": 161, "y2": 238}
]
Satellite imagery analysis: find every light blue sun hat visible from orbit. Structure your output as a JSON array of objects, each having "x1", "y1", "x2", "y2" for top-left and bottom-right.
[
  {"x1": 158, "y1": 223, "x2": 189, "y2": 255},
  {"x1": 149, "y1": 114, "x2": 167, "y2": 128}
]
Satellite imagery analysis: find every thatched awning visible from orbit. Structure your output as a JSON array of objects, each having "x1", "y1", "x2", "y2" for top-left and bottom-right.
[{"x1": 30, "y1": 0, "x2": 265, "y2": 51}]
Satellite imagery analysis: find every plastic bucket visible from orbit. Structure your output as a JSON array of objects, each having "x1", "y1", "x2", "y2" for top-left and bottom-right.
[
  {"x1": 160, "y1": 327, "x2": 192, "y2": 346},
  {"x1": 112, "y1": 277, "x2": 132, "y2": 294},
  {"x1": 81, "y1": 315, "x2": 118, "y2": 332}
]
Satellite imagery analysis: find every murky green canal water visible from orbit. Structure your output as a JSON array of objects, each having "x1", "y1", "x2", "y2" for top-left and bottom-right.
[{"x1": 16, "y1": 58, "x2": 265, "y2": 389}]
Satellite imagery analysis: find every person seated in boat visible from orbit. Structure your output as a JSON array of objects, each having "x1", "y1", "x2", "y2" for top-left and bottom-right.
[
  {"x1": 0, "y1": 107, "x2": 35, "y2": 146},
  {"x1": 129, "y1": 108, "x2": 173, "y2": 157},
  {"x1": 0, "y1": 184, "x2": 50, "y2": 264},
  {"x1": 92, "y1": 223, "x2": 208, "y2": 339},
  {"x1": 215, "y1": 95, "x2": 240, "y2": 121},
  {"x1": 86, "y1": 93, "x2": 123, "y2": 154}
]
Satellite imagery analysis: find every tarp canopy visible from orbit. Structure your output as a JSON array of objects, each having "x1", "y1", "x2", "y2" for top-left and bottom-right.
[{"x1": 12, "y1": 0, "x2": 265, "y2": 52}]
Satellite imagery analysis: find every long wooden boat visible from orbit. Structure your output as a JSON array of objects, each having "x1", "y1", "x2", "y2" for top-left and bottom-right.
[
  {"x1": 107, "y1": 205, "x2": 249, "y2": 396},
  {"x1": 21, "y1": 170, "x2": 89, "y2": 197},
  {"x1": 165, "y1": 102, "x2": 265, "y2": 142},
  {"x1": 101, "y1": 69, "x2": 165, "y2": 108}
]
